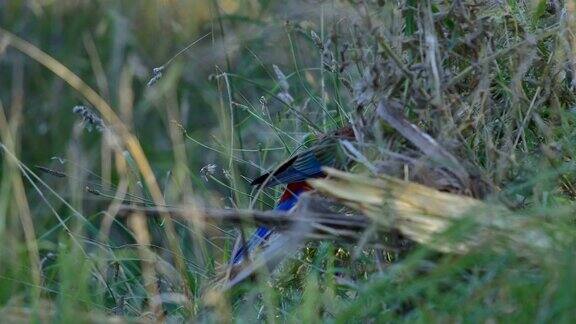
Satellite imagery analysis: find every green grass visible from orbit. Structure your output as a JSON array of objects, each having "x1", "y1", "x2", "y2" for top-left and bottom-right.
[{"x1": 1, "y1": 0, "x2": 576, "y2": 322}]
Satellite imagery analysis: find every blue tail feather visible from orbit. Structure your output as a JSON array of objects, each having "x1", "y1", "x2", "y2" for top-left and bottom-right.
[{"x1": 230, "y1": 189, "x2": 303, "y2": 265}]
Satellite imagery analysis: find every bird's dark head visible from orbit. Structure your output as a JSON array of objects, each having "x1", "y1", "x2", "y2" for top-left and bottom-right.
[
  {"x1": 317, "y1": 125, "x2": 356, "y2": 141},
  {"x1": 333, "y1": 125, "x2": 355, "y2": 140}
]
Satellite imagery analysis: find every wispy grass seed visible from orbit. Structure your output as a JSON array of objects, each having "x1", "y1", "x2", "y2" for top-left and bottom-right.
[{"x1": 72, "y1": 105, "x2": 105, "y2": 132}]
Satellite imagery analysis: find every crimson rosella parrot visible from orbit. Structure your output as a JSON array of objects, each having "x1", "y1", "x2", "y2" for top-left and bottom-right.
[{"x1": 231, "y1": 126, "x2": 355, "y2": 265}]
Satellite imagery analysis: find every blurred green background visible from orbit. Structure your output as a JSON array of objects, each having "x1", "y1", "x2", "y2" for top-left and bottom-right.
[{"x1": 0, "y1": 0, "x2": 344, "y2": 209}]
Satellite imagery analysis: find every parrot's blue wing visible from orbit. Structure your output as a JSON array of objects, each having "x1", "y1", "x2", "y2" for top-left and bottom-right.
[{"x1": 250, "y1": 148, "x2": 328, "y2": 187}]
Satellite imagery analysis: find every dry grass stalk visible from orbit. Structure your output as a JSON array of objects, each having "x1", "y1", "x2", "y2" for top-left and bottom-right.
[
  {"x1": 127, "y1": 212, "x2": 165, "y2": 321},
  {"x1": 117, "y1": 201, "x2": 370, "y2": 240},
  {"x1": 0, "y1": 85, "x2": 42, "y2": 303},
  {"x1": 310, "y1": 168, "x2": 552, "y2": 255}
]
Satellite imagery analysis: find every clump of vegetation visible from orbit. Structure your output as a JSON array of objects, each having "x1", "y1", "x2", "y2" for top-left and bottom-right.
[{"x1": 0, "y1": 0, "x2": 575, "y2": 322}]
